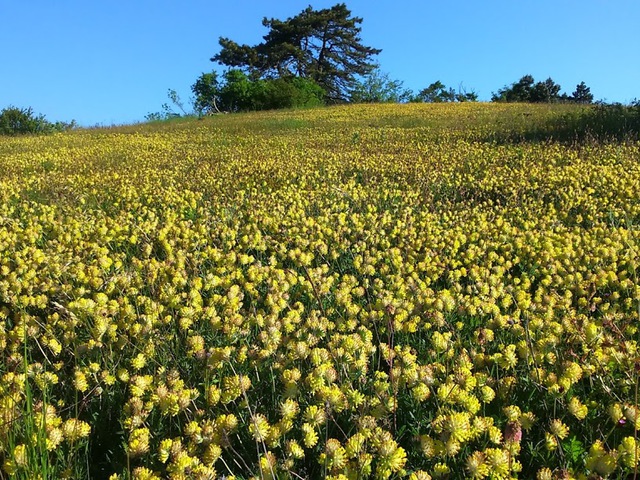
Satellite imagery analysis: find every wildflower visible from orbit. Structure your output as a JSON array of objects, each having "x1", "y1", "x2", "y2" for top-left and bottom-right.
[
  {"x1": 128, "y1": 428, "x2": 151, "y2": 458},
  {"x1": 504, "y1": 422, "x2": 522, "y2": 444},
  {"x1": 585, "y1": 440, "x2": 618, "y2": 476},
  {"x1": 545, "y1": 432, "x2": 558, "y2": 451},
  {"x1": 302, "y1": 423, "x2": 318, "y2": 448},
  {"x1": 412, "y1": 383, "x2": 430, "y2": 402},
  {"x1": 536, "y1": 467, "x2": 553, "y2": 480},
  {"x1": 47, "y1": 427, "x2": 64, "y2": 450},
  {"x1": 62, "y1": 418, "x2": 91, "y2": 441},
  {"x1": 249, "y1": 413, "x2": 270, "y2": 442},
  {"x1": 409, "y1": 472, "x2": 432, "y2": 480},
  {"x1": 286, "y1": 439, "x2": 305, "y2": 459},
  {"x1": 549, "y1": 419, "x2": 569, "y2": 439},
  {"x1": 609, "y1": 403, "x2": 624, "y2": 424},
  {"x1": 567, "y1": 397, "x2": 588, "y2": 420},
  {"x1": 479, "y1": 385, "x2": 495, "y2": 403},
  {"x1": 319, "y1": 438, "x2": 347, "y2": 471},
  {"x1": 466, "y1": 451, "x2": 490, "y2": 479},
  {"x1": 432, "y1": 462, "x2": 450, "y2": 477},
  {"x1": 132, "y1": 467, "x2": 161, "y2": 480},
  {"x1": 488, "y1": 425, "x2": 502, "y2": 444},
  {"x1": 304, "y1": 404, "x2": 327, "y2": 426},
  {"x1": 12, "y1": 444, "x2": 27, "y2": 468},
  {"x1": 74, "y1": 370, "x2": 88, "y2": 392},
  {"x1": 131, "y1": 353, "x2": 147, "y2": 370},
  {"x1": 158, "y1": 438, "x2": 173, "y2": 463},
  {"x1": 280, "y1": 398, "x2": 299, "y2": 420},
  {"x1": 445, "y1": 411, "x2": 472, "y2": 443},
  {"x1": 484, "y1": 448, "x2": 510, "y2": 478},
  {"x1": 619, "y1": 436, "x2": 639, "y2": 469}
]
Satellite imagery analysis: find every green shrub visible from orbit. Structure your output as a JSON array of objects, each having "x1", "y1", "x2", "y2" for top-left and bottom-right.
[
  {"x1": 201, "y1": 70, "x2": 325, "y2": 113},
  {"x1": 0, "y1": 106, "x2": 76, "y2": 136}
]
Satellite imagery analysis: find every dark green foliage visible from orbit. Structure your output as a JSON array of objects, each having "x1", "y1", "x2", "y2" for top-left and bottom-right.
[
  {"x1": 195, "y1": 69, "x2": 325, "y2": 113},
  {"x1": 0, "y1": 106, "x2": 75, "y2": 135},
  {"x1": 212, "y1": 3, "x2": 381, "y2": 102},
  {"x1": 191, "y1": 72, "x2": 221, "y2": 115},
  {"x1": 571, "y1": 81, "x2": 594, "y2": 104},
  {"x1": 529, "y1": 77, "x2": 562, "y2": 103},
  {"x1": 217, "y1": 69, "x2": 256, "y2": 112},
  {"x1": 492, "y1": 75, "x2": 594, "y2": 104},
  {"x1": 412, "y1": 81, "x2": 478, "y2": 103},
  {"x1": 492, "y1": 75, "x2": 537, "y2": 102},
  {"x1": 262, "y1": 76, "x2": 326, "y2": 109},
  {"x1": 349, "y1": 68, "x2": 412, "y2": 103}
]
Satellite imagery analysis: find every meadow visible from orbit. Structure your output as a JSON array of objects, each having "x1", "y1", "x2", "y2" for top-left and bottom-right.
[{"x1": 0, "y1": 103, "x2": 639, "y2": 479}]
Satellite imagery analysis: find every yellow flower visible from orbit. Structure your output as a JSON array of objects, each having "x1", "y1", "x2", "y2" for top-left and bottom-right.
[
  {"x1": 62, "y1": 418, "x2": 91, "y2": 441},
  {"x1": 12, "y1": 444, "x2": 27, "y2": 468},
  {"x1": 249, "y1": 413, "x2": 270, "y2": 442},
  {"x1": 445, "y1": 411, "x2": 472, "y2": 443},
  {"x1": 128, "y1": 428, "x2": 150, "y2": 458},
  {"x1": 74, "y1": 370, "x2": 88, "y2": 392},
  {"x1": 568, "y1": 397, "x2": 588, "y2": 420},
  {"x1": 132, "y1": 467, "x2": 161, "y2": 480},
  {"x1": 432, "y1": 462, "x2": 450, "y2": 477},
  {"x1": 619, "y1": 436, "x2": 639, "y2": 469},
  {"x1": 304, "y1": 404, "x2": 326, "y2": 426},
  {"x1": 536, "y1": 467, "x2": 553, "y2": 480},
  {"x1": 302, "y1": 422, "x2": 318, "y2": 448},
  {"x1": 409, "y1": 471, "x2": 432, "y2": 480},
  {"x1": 466, "y1": 451, "x2": 489, "y2": 479},
  {"x1": 280, "y1": 398, "x2": 299, "y2": 420},
  {"x1": 320, "y1": 438, "x2": 347, "y2": 471},
  {"x1": 549, "y1": 419, "x2": 569, "y2": 439},
  {"x1": 131, "y1": 353, "x2": 147, "y2": 370},
  {"x1": 47, "y1": 427, "x2": 64, "y2": 450},
  {"x1": 545, "y1": 432, "x2": 558, "y2": 451},
  {"x1": 484, "y1": 448, "x2": 510, "y2": 478},
  {"x1": 287, "y1": 439, "x2": 305, "y2": 459},
  {"x1": 624, "y1": 404, "x2": 640, "y2": 430},
  {"x1": 203, "y1": 443, "x2": 222, "y2": 465}
]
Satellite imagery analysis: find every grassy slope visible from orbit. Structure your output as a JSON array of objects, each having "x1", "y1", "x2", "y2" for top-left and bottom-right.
[{"x1": 0, "y1": 103, "x2": 639, "y2": 479}]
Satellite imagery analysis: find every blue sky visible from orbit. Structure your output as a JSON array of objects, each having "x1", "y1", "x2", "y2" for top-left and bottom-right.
[{"x1": 1, "y1": 1, "x2": 639, "y2": 126}]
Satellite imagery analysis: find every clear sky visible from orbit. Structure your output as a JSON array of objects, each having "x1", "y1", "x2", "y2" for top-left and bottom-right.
[{"x1": 1, "y1": 1, "x2": 639, "y2": 126}]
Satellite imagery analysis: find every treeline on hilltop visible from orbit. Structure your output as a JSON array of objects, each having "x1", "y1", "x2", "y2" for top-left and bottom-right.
[
  {"x1": 2, "y1": 3, "x2": 638, "y2": 136},
  {"x1": 152, "y1": 3, "x2": 602, "y2": 118}
]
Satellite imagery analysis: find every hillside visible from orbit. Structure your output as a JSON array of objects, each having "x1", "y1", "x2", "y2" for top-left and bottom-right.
[{"x1": 1, "y1": 103, "x2": 639, "y2": 479}]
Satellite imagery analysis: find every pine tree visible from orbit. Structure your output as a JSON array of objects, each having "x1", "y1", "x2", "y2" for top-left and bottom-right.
[{"x1": 211, "y1": 4, "x2": 381, "y2": 102}]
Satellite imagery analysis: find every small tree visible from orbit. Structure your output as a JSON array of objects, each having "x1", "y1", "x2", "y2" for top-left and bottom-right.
[
  {"x1": 192, "y1": 72, "x2": 221, "y2": 115},
  {"x1": 455, "y1": 85, "x2": 479, "y2": 102},
  {"x1": 413, "y1": 81, "x2": 455, "y2": 103},
  {"x1": 492, "y1": 75, "x2": 535, "y2": 102},
  {"x1": 492, "y1": 75, "x2": 563, "y2": 103},
  {"x1": 571, "y1": 82, "x2": 594, "y2": 104},
  {"x1": 529, "y1": 78, "x2": 562, "y2": 103},
  {"x1": 349, "y1": 68, "x2": 412, "y2": 103},
  {"x1": 412, "y1": 81, "x2": 477, "y2": 103}
]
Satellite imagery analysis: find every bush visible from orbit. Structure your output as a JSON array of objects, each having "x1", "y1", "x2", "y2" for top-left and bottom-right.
[
  {"x1": 261, "y1": 77, "x2": 325, "y2": 110},
  {"x1": 0, "y1": 106, "x2": 76, "y2": 136},
  {"x1": 195, "y1": 70, "x2": 325, "y2": 113}
]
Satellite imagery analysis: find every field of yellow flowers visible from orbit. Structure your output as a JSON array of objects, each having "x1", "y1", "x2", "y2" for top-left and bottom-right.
[{"x1": 0, "y1": 103, "x2": 639, "y2": 479}]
